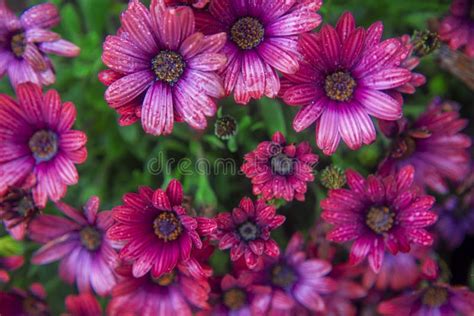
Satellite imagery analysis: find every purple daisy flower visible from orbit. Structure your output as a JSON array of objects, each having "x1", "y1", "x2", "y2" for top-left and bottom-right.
[
  {"x1": 212, "y1": 197, "x2": 285, "y2": 270},
  {"x1": 0, "y1": 1, "x2": 80, "y2": 87},
  {"x1": 241, "y1": 131, "x2": 318, "y2": 202},
  {"x1": 436, "y1": 170, "x2": 474, "y2": 249},
  {"x1": 100, "y1": 1, "x2": 227, "y2": 135},
  {"x1": 29, "y1": 196, "x2": 118, "y2": 296},
  {"x1": 252, "y1": 233, "x2": 336, "y2": 315},
  {"x1": 107, "y1": 263, "x2": 211, "y2": 316},
  {"x1": 378, "y1": 283, "x2": 474, "y2": 316},
  {"x1": 439, "y1": 0, "x2": 474, "y2": 58},
  {"x1": 107, "y1": 179, "x2": 217, "y2": 278},
  {"x1": 194, "y1": 0, "x2": 322, "y2": 104},
  {"x1": 378, "y1": 98, "x2": 471, "y2": 193},
  {"x1": 321, "y1": 165, "x2": 438, "y2": 273},
  {"x1": 0, "y1": 82, "x2": 88, "y2": 208},
  {"x1": 281, "y1": 12, "x2": 413, "y2": 155}
]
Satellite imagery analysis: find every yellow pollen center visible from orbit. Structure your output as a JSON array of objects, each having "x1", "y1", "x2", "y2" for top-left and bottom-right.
[
  {"x1": 324, "y1": 71, "x2": 356, "y2": 102},
  {"x1": 152, "y1": 271, "x2": 176, "y2": 286},
  {"x1": 223, "y1": 288, "x2": 246, "y2": 310},
  {"x1": 11, "y1": 32, "x2": 26, "y2": 57},
  {"x1": 28, "y1": 130, "x2": 58, "y2": 163},
  {"x1": 366, "y1": 206, "x2": 395, "y2": 234},
  {"x1": 230, "y1": 17, "x2": 264, "y2": 50},
  {"x1": 151, "y1": 50, "x2": 186, "y2": 85},
  {"x1": 80, "y1": 227, "x2": 102, "y2": 251}
]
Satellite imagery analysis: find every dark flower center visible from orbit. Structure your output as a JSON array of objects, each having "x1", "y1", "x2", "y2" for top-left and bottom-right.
[
  {"x1": 151, "y1": 271, "x2": 176, "y2": 286},
  {"x1": 80, "y1": 227, "x2": 102, "y2": 251},
  {"x1": 0, "y1": 188, "x2": 37, "y2": 219},
  {"x1": 271, "y1": 153, "x2": 295, "y2": 176},
  {"x1": 412, "y1": 30, "x2": 440, "y2": 57},
  {"x1": 237, "y1": 221, "x2": 260, "y2": 242},
  {"x1": 22, "y1": 295, "x2": 49, "y2": 316},
  {"x1": 151, "y1": 50, "x2": 186, "y2": 85},
  {"x1": 324, "y1": 71, "x2": 356, "y2": 102},
  {"x1": 271, "y1": 263, "x2": 297, "y2": 288},
  {"x1": 422, "y1": 286, "x2": 448, "y2": 307},
  {"x1": 230, "y1": 17, "x2": 264, "y2": 50},
  {"x1": 153, "y1": 212, "x2": 183, "y2": 242},
  {"x1": 223, "y1": 288, "x2": 246, "y2": 310},
  {"x1": 10, "y1": 32, "x2": 26, "y2": 57},
  {"x1": 215, "y1": 115, "x2": 238, "y2": 140},
  {"x1": 391, "y1": 136, "x2": 417, "y2": 160},
  {"x1": 366, "y1": 206, "x2": 395, "y2": 234},
  {"x1": 28, "y1": 130, "x2": 58, "y2": 163}
]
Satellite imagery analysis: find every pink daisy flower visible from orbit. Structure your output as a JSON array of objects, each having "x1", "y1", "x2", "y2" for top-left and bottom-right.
[
  {"x1": 0, "y1": 83, "x2": 87, "y2": 208},
  {"x1": 378, "y1": 283, "x2": 474, "y2": 316},
  {"x1": 0, "y1": 254, "x2": 23, "y2": 283},
  {"x1": 212, "y1": 197, "x2": 285, "y2": 270},
  {"x1": 0, "y1": 283, "x2": 49, "y2": 316},
  {"x1": 100, "y1": 1, "x2": 227, "y2": 134},
  {"x1": 281, "y1": 12, "x2": 413, "y2": 155},
  {"x1": 0, "y1": 1, "x2": 79, "y2": 87},
  {"x1": 30, "y1": 196, "x2": 118, "y2": 296},
  {"x1": 107, "y1": 179, "x2": 217, "y2": 278},
  {"x1": 241, "y1": 131, "x2": 318, "y2": 202},
  {"x1": 64, "y1": 293, "x2": 102, "y2": 316},
  {"x1": 378, "y1": 98, "x2": 471, "y2": 193},
  {"x1": 397, "y1": 34, "x2": 426, "y2": 94},
  {"x1": 252, "y1": 233, "x2": 336, "y2": 315},
  {"x1": 194, "y1": 0, "x2": 322, "y2": 104},
  {"x1": 321, "y1": 165, "x2": 438, "y2": 273},
  {"x1": 439, "y1": 0, "x2": 474, "y2": 58},
  {"x1": 107, "y1": 263, "x2": 211, "y2": 316}
]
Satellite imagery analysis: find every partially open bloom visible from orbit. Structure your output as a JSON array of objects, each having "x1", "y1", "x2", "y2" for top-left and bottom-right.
[
  {"x1": 0, "y1": 184, "x2": 41, "y2": 240},
  {"x1": 0, "y1": 83, "x2": 88, "y2": 207},
  {"x1": 378, "y1": 283, "x2": 474, "y2": 316},
  {"x1": 321, "y1": 165, "x2": 438, "y2": 273},
  {"x1": 439, "y1": 0, "x2": 474, "y2": 58},
  {"x1": 64, "y1": 293, "x2": 102, "y2": 316},
  {"x1": 107, "y1": 179, "x2": 216, "y2": 278},
  {"x1": 0, "y1": 2, "x2": 80, "y2": 87},
  {"x1": 0, "y1": 283, "x2": 49, "y2": 316},
  {"x1": 436, "y1": 170, "x2": 474, "y2": 249},
  {"x1": 281, "y1": 12, "x2": 413, "y2": 155},
  {"x1": 0, "y1": 254, "x2": 23, "y2": 283},
  {"x1": 241, "y1": 131, "x2": 318, "y2": 202},
  {"x1": 100, "y1": 1, "x2": 227, "y2": 134},
  {"x1": 397, "y1": 34, "x2": 426, "y2": 94},
  {"x1": 212, "y1": 197, "x2": 285, "y2": 270},
  {"x1": 252, "y1": 233, "x2": 335, "y2": 314},
  {"x1": 107, "y1": 263, "x2": 211, "y2": 316},
  {"x1": 30, "y1": 196, "x2": 117, "y2": 296},
  {"x1": 378, "y1": 98, "x2": 471, "y2": 193},
  {"x1": 195, "y1": 0, "x2": 322, "y2": 104}
]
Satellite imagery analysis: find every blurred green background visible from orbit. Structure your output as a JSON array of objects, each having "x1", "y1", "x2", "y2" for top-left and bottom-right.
[{"x1": 1, "y1": 0, "x2": 473, "y2": 314}]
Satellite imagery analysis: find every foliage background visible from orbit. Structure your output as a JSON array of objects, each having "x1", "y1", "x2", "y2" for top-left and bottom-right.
[{"x1": 0, "y1": 0, "x2": 473, "y2": 314}]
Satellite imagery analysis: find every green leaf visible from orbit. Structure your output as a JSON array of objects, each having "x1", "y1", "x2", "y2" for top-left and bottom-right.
[
  {"x1": 258, "y1": 97, "x2": 287, "y2": 137},
  {"x1": 0, "y1": 236, "x2": 24, "y2": 256}
]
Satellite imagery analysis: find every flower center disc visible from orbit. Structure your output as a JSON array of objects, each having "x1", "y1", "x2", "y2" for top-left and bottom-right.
[
  {"x1": 153, "y1": 212, "x2": 183, "y2": 242},
  {"x1": 271, "y1": 153, "x2": 294, "y2": 176},
  {"x1": 223, "y1": 288, "x2": 246, "y2": 310},
  {"x1": 80, "y1": 227, "x2": 102, "y2": 251},
  {"x1": 391, "y1": 136, "x2": 417, "y2": 159},
  {"x1": 237, "y1": 221, "x2": 260, "y2": 242},
  {"x1": 366, "y1": 206, "x2": 395, "y2": 234},
  {"x1": 152, "y1": 271, "x2": 176, "y2": 286},
  {"x1": 29, "y1": 130, "x2": 58, "y2": 163},
  {"x1": 422, "y1": 286, "x2": 448, "y2": 307},
  {"x1": 230, "y1": 17, "x2": 265, "y2": 50},
  {"x1": 324, "y1": 71, "x2": 356, "y2": 102},
  {"x1": 271, "y1": 264, "x2": 297, "y2": 288},
  {"x1": 10, "y1": 32, "x2": 26, "y2": 57},
  {"x1": 152, "y1": 50, "x2": 186, "y2": 85}
]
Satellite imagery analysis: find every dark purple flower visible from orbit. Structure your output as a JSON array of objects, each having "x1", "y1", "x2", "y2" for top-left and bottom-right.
[
  {"x1": 281, "y1": 12, "x2": 413, "y2": 155},
  {"x1": 30, "y1": 196, "x2": 117, "y2": 296},
  {"x1": 252, "y1": 233, "x2": 335, "y2": 314},
  {"x1": 378, "y1": 283, "x2": 474, "y2": 316},
  {"x1": 107, "y1": 263, "x2": 211, "y2": 316},
  {"x1": 321, "y1": 166, "x2": 438, "y2": 273},
  {"x1": 0, "y1": 2, "x2": 79, "y2": 87},
  {"x1": 378, "y1": 98, "x2": 471, "y2": 193},
  {"x1": 212, "y1": 197, "x2": 285, "y2": 270},
  {"x1": 241, "y1": 131, "x2": 318, "y2": 202},
  {"x1": 100, "y1": 1, "x2": 227, "y2": 134},
  {"x1": 0, "y1": 283, "x2": 49, "y2": 316},
  {"x1": 439, "y1": 0, "x2": 474, "y2": 58},
  {"x1": 195, "y1": 0, "x2": 322, "y2": 104},
  {"x1": 0, "y1": 83, "x2": 88, "y2": 208},
  {"x1": 107, "y1": 179, "x2": 217, "y2": 278}
]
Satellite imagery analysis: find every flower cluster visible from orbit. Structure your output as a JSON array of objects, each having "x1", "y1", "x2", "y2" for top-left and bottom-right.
[{"x1": 0, "y1": 0, "x2": 473, "y2": 316}]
